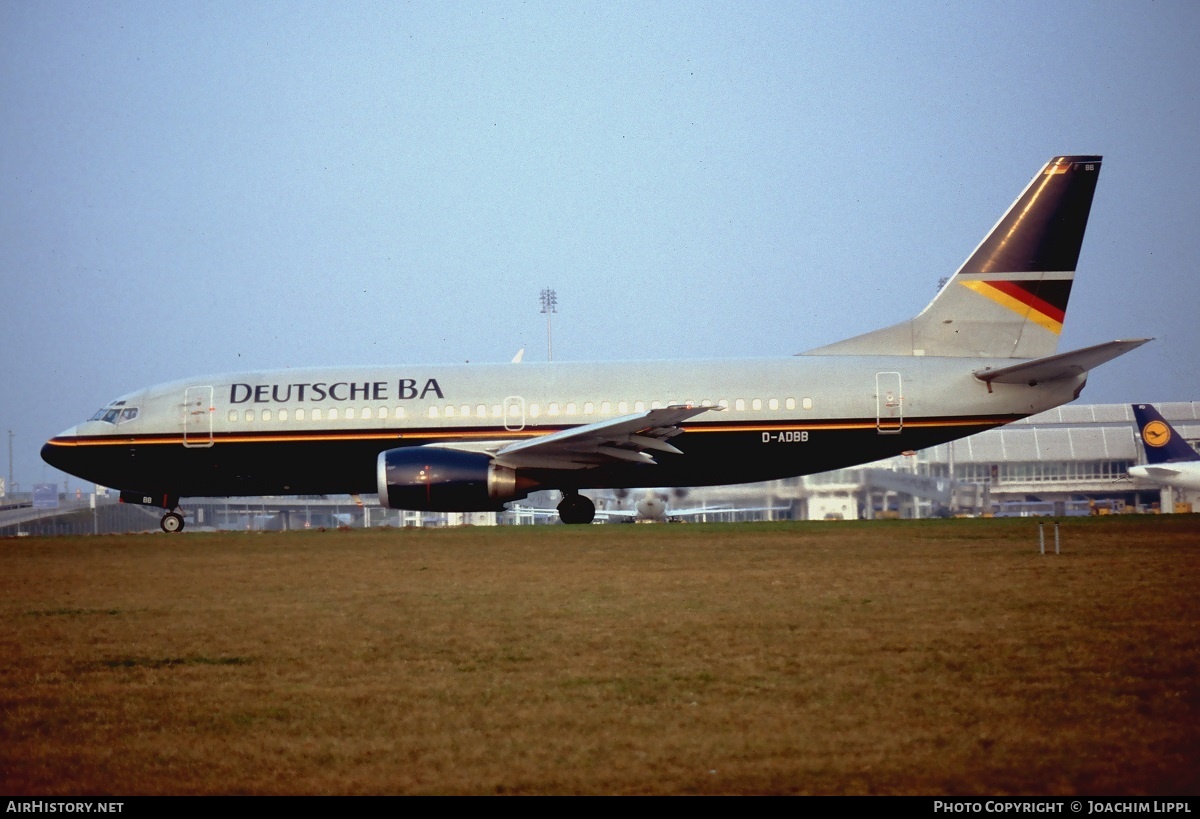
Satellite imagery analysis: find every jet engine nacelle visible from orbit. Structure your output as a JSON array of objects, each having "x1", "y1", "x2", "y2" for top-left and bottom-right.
[{"x1": 376, "y1": 447, "x2": 530, "y2": 512}]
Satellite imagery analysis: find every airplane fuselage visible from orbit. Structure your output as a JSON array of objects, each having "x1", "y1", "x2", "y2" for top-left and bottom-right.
[{"x1": 42, "y1": 355, "x2": 1084, "y2": 501}]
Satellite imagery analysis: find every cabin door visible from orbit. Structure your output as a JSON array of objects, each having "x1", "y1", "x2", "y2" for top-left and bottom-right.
[
  {"x1": 503, "y1": 396, "x2": 526, "y2": 432},
  {"x1": 183, "y1": 386, "x2": 215, "y2": 448},
  {"x1": 875, "y1": 372, "x2": 903, "y2": 434}
]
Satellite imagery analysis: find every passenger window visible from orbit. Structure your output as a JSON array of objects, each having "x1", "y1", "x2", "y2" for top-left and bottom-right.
[
  {"x1": 245, "y1": 410, "x2": 255, "y2": 422},
  {"x1": 378, "y1": 408, "x2": 388, "y2": 419},
  {"x1": 548, "y1": 403, "x2": 559, "y2": 416},
  {"x1": 491, "y1": 405, "x2": 502, "y2": 418},
  {"x1": 295, "y1": 409, "x2": 305, "y2": 421},
  {"x1": 395, "y1": 407, "x2": 405, "y2": 419},
  {"x1": 428, "y1": 407, "x2": 438, "y2": 418},
  {"x1": 345, "y1": 408, "x2": 355, "y2": 419},
  {"x1": 718, "y1": 399, "x2": 729, "y2": 408},
  {"x1": 262, "y1": 409, "x2": 272, "y2": 421},
  {"x1": 785, "y1": 398, "x2": 796, "y2": 410},
  {"x1": 803, "y1": 397, "x2": 813, "y2": 410},
  {"x1": 361, "y1": 408, "x2": 372, "y2": 419},
  {"x1": 634, "y1": 401, "x2": 645, "y2": 412},
  {"x1": 566, "y1": 402, "x2": 577, "y2": 415},
  {"x1": 600, "y1": 401, "x2": 611, "y2": 414},
  {"x1": 651, "y1": 400, "x2": 662, "y2": 410},
  {"x1": 769, "y1": 398, "x2": 779, "y2": 410},
  {"x1": 228, "y1": 410, "x2": 238, "y2": 423},
  {"x1": 312, "y1": 409, "x2": 322, "y2": 420},
  {"x1": 584, "y1": 402, "x2": 595, "y2": 415},
  {"x1": 329, "y1": 408, "x2": 339, "y2": 420},
  {"x1": 735, "y1": 399, "x2": 745, "y2": 411},
  {"x1": 530, "y1": 404, "x2": 540, "y2": 418},
  {"x1": 476, "y1": 404, "x2": 487, "y2": 418},
  {"x1": 752, "y1": 399, "x2": 762, "y2": 411},
  {"x1": 461, "y1": 405, "x2": 471, "y2": 417},
  {"x1": 445, "y1": 406, "x2": 454, "y2": 418},
  {"x1": 279, "y1": 409, "x2": 288, "y2": 421}
]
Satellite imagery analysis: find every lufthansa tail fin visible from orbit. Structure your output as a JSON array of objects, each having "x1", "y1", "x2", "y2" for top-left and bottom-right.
[
  {"x1": 1132, "y1": 404, "x2": 1200, "y2": 464},
  {"x1": 805, "y1": 155, "x2": 1102, "y2": 359}
]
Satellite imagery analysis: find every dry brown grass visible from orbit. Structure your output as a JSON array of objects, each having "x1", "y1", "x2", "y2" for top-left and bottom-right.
[{"x1": 1, "y1": 517, "x2": 1197, "y2": 795}]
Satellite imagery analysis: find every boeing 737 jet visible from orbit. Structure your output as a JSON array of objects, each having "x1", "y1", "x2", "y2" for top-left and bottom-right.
[
  {"x1": 43, "y1": 155, "x2": 1150, "y2": 531},
  {"x1": 1128, "y1": 404, "x2": 1200, "y2": 491}
]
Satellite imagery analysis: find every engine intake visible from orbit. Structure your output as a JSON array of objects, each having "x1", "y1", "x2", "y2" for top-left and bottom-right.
[{"x1": 377, "y1": 447, "x2": 531, "y2": 512}]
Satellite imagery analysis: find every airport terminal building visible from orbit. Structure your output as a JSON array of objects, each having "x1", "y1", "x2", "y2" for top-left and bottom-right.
[
  {"x1": 581, "y1": 401, "x2": 1200, "y2": 522},
  {"x1": 765, "y1": 401, "x2": 1200, "y2": 521}
]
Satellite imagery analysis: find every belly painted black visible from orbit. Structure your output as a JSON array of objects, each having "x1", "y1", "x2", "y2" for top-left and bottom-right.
[{"x1": 43, "y1": 417, "x2": 1009, "y2": 500}]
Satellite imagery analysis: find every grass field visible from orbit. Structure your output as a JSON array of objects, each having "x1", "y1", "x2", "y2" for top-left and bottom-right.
[{"x1": 1, "y1": 517, "x2": 1197, "y2": 795}]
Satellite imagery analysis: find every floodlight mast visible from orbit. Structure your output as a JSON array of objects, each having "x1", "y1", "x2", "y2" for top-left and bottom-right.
[{"x1": 539, "y1": 288, "x2": 557, "y2": 362}]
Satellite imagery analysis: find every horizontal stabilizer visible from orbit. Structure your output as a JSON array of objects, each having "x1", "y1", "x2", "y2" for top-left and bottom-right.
[
  {"x1": 1140, "y1": 466, "x2": 1186, "y2": 479},
  {"x1": 973, "y1": 339, "x2": 1151, "y2": 386}
]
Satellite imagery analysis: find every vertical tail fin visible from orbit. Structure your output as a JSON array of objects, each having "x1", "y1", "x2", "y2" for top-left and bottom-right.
[
  {"x1": 1132, "y1": 404, "x2": 1200, "y2": 464},
  {"x1": 805, "y1": 155, "x2": 1102, "y2": 359}
]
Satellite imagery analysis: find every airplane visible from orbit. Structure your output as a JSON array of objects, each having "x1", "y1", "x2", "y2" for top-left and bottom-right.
[
  {"x1": 1128, "y1": 404, "x2": 1200, "y2": 491},
  {"x1": 581, "y1": 489, "x2": 790, "y2": 523},
  {"x1": 42, "y1": 155, "x2": 1151, "y2": 532}
]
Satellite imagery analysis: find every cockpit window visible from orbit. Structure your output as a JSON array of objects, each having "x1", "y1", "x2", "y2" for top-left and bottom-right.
[{"x1": 90, "y1": 401, "x2": 136, "y2": 425}]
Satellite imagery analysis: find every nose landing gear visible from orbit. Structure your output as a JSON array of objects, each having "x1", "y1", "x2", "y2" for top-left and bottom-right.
[{"x1": 118, "y1": 491, "x2": 186, "y2": 533}]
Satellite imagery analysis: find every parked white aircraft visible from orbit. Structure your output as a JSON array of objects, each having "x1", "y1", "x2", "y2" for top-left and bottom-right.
[
  {"x1": 1128, "y1": 404, "x2": 1200, "y2": 491},
  {"x1": 43, "y1": 155, "x2": 1149, "y2": 531},
  {"x1": 592, "y1": 489, "x2": 790, "y2": 523}
]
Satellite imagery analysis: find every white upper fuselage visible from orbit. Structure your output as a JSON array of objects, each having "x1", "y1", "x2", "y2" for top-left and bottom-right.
[
  {"x1": 44, "y1": 354, "x2": 1086, "y2": 501},
  {"x1": 67, "y1": 354, "x2": 1078, "y2": 444}
]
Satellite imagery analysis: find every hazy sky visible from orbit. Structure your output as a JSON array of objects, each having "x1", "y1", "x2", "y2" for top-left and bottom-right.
[{"x1": 3, "y1": 1, "x2": 1198, "y2": 490}]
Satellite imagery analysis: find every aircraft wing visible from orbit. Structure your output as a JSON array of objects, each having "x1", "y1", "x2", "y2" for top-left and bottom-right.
[{"x1": 490, "y1": 405, "x2": 720, "y2": 470}]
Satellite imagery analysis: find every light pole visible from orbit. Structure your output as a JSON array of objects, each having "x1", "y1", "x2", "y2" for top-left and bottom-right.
[
  {"x1": 539, "y1": 288, "x2": 557, "y2": 361},
  {"x1": 6, "y1": 430, "x2": 12, "y2": 498}
]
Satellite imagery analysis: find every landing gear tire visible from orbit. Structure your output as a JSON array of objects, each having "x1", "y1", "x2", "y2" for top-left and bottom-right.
[
  {"x1": 161, "y1": 512, "x2": 185, "y2": 533},
  {"x1": 557, "y1": 493, "x2": 595, "y2": 525}
]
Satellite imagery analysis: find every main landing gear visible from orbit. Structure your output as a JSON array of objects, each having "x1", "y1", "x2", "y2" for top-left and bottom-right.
[{"x1": 557, "y1": 491, "x2": 596, "y2": 525}]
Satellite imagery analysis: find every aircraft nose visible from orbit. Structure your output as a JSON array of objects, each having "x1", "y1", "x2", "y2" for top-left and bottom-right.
[{"x1": 41, "y1": 426, "x2": 78, "y2": 471}]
